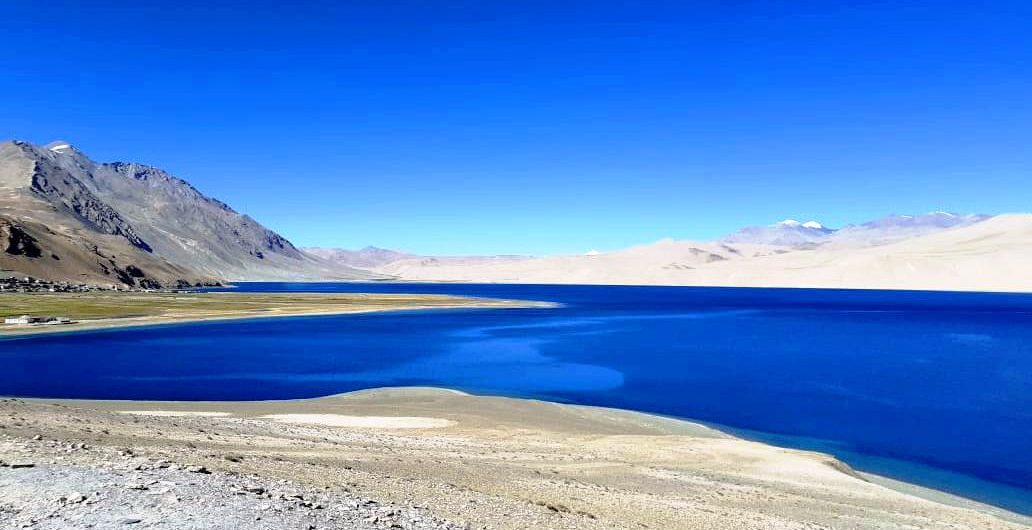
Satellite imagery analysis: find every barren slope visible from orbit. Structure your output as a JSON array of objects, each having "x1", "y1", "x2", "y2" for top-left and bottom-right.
[{"x1": 373, "y1": 215, "x2": 1032, "y2": 292}]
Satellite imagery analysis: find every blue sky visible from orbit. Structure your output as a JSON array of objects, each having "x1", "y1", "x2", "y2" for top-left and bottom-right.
[{"x1": 2, "y1": 1, "x2": 1030, "y2": 255}]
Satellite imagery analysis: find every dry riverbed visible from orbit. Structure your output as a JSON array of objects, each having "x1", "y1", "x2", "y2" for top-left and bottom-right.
[
  {"x1": 0, "y1": 292, "x2": 547, "y2": 336},
  {"x1": 1, "y1": 388, "x2": 1028, "y2": 530}
]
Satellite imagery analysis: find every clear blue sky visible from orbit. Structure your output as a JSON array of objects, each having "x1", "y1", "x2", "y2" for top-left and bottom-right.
[{"x1": 2, "y1": 1, "x2": 1030, "y2": 255}]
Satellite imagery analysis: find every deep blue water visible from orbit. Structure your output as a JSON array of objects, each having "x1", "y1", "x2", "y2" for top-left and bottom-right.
[{"x1": 2, "y1": 283, "x2": 1031, "y2": 513}]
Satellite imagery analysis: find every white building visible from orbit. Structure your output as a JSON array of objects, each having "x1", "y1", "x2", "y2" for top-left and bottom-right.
[{"x1": 4, "y1": 315, "x2": 72, "y2": 325}]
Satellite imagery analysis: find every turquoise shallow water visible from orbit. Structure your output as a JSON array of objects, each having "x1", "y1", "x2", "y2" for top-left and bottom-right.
[{"x1": 2, "y1": 283, "x2": 1030, "y2": 513}]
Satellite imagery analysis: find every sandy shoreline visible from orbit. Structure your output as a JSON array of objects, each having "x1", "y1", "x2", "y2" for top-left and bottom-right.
[{"x1": 2, "y1": 387, "x2": 1028, "y2": 529}]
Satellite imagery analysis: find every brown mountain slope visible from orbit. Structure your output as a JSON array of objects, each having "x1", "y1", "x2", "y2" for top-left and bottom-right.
[
  {"x1": 0, "y1": 142, "x2": 215, "y2": 287},
  {"x1": 1, "y1": 140, "x2": 375, "y2": 285},
  {"x1": 0, "y1": 215, "x2": 209, "y2": 288}
]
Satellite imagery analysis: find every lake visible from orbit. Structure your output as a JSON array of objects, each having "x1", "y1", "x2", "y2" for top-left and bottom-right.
[{"x1": 2, "y1": 283, "x2": 1030, "y2": 513}]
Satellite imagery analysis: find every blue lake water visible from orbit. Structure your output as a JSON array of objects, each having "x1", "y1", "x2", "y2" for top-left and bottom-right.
[{"x1": 2, "y1": 283, "x2": 1031, "y2": 513}]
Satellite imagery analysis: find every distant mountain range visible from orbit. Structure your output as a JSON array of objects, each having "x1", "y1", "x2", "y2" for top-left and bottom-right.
[
  {"x1": 0, "y1": 140, "x2": 373, "y2": 287},
  {"x1": 327, "y1": 212, "x2": 1032, "y2": 292},
  {"x1": 721, "y1": 219, "x2": 835, "y2": 247},
  {"x1": 318, "y1": 212, "x2": 996, "y2": 269},
  {"x1": 302, "y1": 246, "x2": 532, "y2": 272},
  {"x1": 303, "y1": 246, "x2": 416, "y2": 269},
  {"x1": 3, "y1": 139, "x2": 1027, "y2": 292},
  {"x1": 721, "y1": 213, "x2": 989, "y2": 248}
]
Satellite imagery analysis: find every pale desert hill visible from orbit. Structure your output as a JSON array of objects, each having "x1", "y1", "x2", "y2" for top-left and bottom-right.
[
  {"x1": 303, "y1": 246, "x2": 416, "y2": 269},
  {"x1": 377, "y1": 240, "x2": 782, "y2": 284},
  {"x1": 320, "y1": 250, "x2": 534, "y2": 273},
  {"x1": 372, "y1": 214, "x2": 1032, "y2": 292},
  {"x1": 684, "y1": 213, "x2": 1032, "y2": 292},
  {"x1": 304, "y1": 247, "x2": 534, "y2": 272}
]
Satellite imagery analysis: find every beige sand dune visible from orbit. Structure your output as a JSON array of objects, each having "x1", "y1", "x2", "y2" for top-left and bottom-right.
[
  {"x1": 119, "y1": 410, "x2": 232, "y2": 417},
  {"x1": 259, "y1": 413, "x2": 454, "y2": 428}
]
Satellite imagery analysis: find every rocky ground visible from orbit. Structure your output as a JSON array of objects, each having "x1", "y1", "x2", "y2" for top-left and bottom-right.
[
  {"x1": 1, "y1": 390, "x2": 1028, "y2": 530},
  {"x1": 1, "y1": 447, "x2": 457, "y2": 529}
]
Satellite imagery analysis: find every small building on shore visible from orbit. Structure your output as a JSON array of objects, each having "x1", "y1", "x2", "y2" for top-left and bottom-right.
[
  {"x1": 3, "y1": 315, "x2": 72, "y2": 326},
  {"x1": 4, "y1": 315, "x2": 40, "y2": 325}
]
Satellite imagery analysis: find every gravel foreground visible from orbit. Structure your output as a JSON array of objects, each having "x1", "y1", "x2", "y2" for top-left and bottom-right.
[
  {"x1": 1, "y1": 453, "x2": 457, "y2": 530},
  {"x1": 1, "y1": 390, "x2": 1029, "y2": 530}
]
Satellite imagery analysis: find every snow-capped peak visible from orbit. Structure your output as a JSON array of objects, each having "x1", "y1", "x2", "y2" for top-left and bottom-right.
[
  {"x1": 776, "y1": 219, "x2": 825, "y2": 230},
  {"x1": 584, "y1": 249, "x2": 601, "y2": 256},
  {"x1": 45, "y1": 140, "x2": 80, "y2": 155}
]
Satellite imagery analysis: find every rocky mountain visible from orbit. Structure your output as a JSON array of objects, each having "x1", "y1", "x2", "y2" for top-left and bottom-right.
[
  {"x1": 720, "y1": 213, "x2": 991, "y2": 249},
  {"x1": 827, "y1": 212, "x2": 990, "y2": 247},
  {"x1": 0, "y1": 140, "x2": 374, "y2": 286},
  {"x1": 303, "y1": 246, "x2": 415, "y2": 269},
  {"x1": 721, "y1": 219, "x2": 835, "y2": 247},
  {"x1": 1, "y1": 142, "x2": 210, "y2": 287}
]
